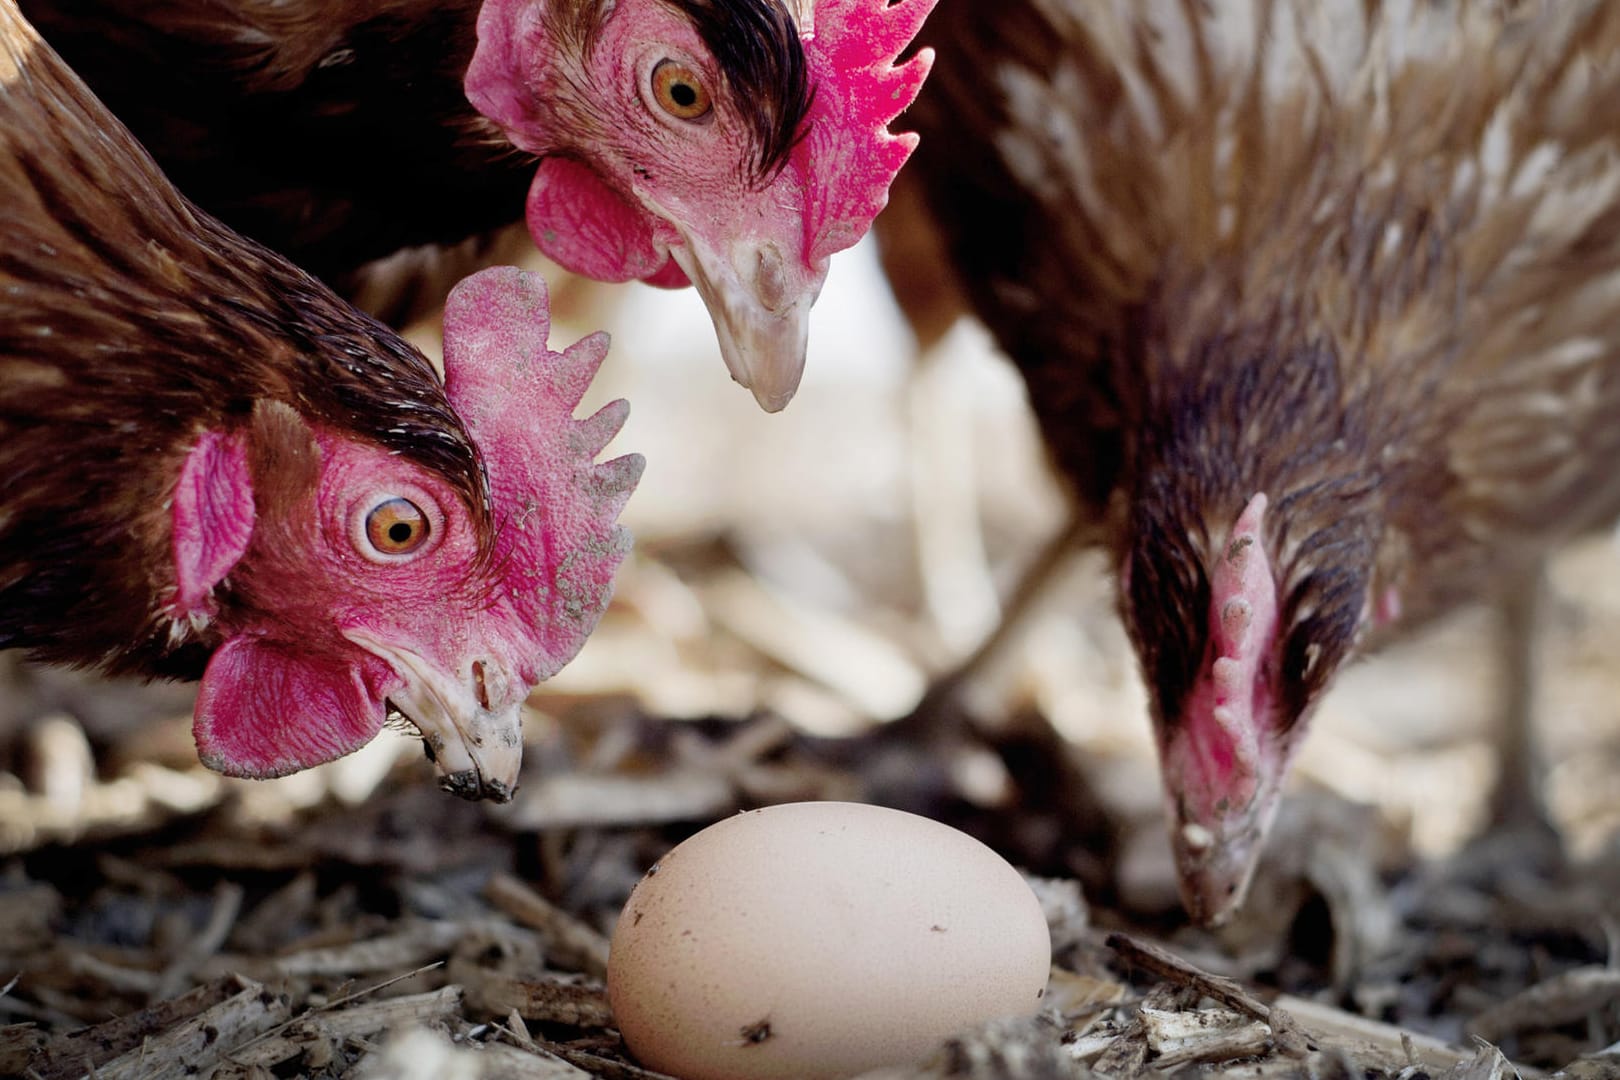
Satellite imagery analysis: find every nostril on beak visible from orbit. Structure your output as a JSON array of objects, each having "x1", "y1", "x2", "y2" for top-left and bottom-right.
[
  {"x1": 472, "y1": 660, "x2": 492, "y2": 712},
  {"x1": 756, "y1": 244, "x2": 788, "y2": 313}
]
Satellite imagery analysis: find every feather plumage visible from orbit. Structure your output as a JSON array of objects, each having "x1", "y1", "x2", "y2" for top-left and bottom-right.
[{"x1": 897, "y1": 0, "x2": 1620, "y2": 921}]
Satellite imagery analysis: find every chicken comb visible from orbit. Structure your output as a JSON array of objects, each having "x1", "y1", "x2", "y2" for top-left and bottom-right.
[
  {"x1": 441, "y1": 266, "x2": 644, "y2": 682},
  {"x1": 794, "y1": 0, "x2": 936, "y2": 264}
]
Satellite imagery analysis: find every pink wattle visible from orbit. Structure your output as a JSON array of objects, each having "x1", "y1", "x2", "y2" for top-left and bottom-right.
[
  {"x1": 193, "y1": 635, "x2": 394, "y2": 779},
  {"x1": 525, "y1": 157, "x2": 688, "y2": 287}
]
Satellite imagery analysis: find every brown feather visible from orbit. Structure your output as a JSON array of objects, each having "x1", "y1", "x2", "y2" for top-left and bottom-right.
[
  {"x1": 905, "y1": 0, "x2": 1620, "y2": 676},
  {"x1": 17, "y1": 0, "x2": 522, "y2": 304},
  {"x1": 0, "y1": 0, "x2": 487, "y2": 676}
]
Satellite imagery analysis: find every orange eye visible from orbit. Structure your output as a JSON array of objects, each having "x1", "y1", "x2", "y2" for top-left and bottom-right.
[
  {"x1": 651, "y1": 58, "x2": 712, "y2": 121},
  {"x1": 364, "y1": 497, "x2": 430, "y2": 555}
]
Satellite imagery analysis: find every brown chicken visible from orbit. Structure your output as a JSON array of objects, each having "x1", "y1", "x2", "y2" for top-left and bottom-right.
[
  {"x1": 0, "y1": 0, "x2": 640, "y2": 798},
  {"x1": 893, "y1": 0, "x2": 1620, "y2": 922},
  {"x1": 19, "y1": 0, "x2": 934, "y2": 410}
]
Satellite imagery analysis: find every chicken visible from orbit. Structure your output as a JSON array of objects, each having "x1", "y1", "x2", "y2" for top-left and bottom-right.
[
  {"x1": 19, "y1": 0, "x2": 935, "y2": 411},
  {"x1": 0, "y1": 0, "x2": 642, "y2": 800},
  {"x1": 893, "y1": 0, "x2": 1620, "y2": 922}
]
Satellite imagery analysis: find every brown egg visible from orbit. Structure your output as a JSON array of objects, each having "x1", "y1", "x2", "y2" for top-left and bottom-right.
[{"x1": 607, "y1": 801, "x2": 1052, "y2": 1080}]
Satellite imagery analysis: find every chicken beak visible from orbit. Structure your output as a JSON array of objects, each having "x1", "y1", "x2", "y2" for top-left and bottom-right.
[
  {"x1": 1166, "y1": 780, "x2": 1284, "y2": 926},
  {"x1": 345, "y1": 633, "x2": 526, "y2": 802},
  {"x1": 667, "y1": 233, "x2": 821, "y2": 413}
]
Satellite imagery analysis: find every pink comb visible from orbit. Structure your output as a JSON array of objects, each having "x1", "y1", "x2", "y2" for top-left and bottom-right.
[
  {"x1": 440, "y1": 266, "x2": 644, "y2": 682},
  {"x1": 795, "y1": 0, "x2": 937, "y2": 264}
]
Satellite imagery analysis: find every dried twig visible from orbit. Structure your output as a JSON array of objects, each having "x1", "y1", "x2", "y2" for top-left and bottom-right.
[
  {"x1": 459, "y1": 970, "x2": 613, "y2": 1029},
  {"x1": 485, "y1": 874, "x2": 612, "y2": 979},
  {"x1": 1106, "y1": 933, "x2": 1271, "y2": 1019},
  {"x1": 96, "y1": 976, "x2": 290, "y2": 1080}
]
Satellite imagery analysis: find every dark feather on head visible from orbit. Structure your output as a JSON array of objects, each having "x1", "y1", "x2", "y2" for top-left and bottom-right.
[
  {"x1": 549, "y1": 0, "x2": 811, "y2": 180},
  {"x1": 1124, "y1": 327, "x2": 1383, "y2": 733},
  {"x1": 665, "y1": 0, "x2": 811, "y2": 178}
]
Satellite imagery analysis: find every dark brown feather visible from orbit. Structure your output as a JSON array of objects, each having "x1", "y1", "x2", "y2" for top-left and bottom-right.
[
  {"x1": 17, "y1": 0, "x2": 524, "y2": 298},
  {"x1": 17, "y1": 0, "x2": 813, "y2": 314},
  {"x1": 0, "y1": 2, "x2": 486, "y2": 677}
]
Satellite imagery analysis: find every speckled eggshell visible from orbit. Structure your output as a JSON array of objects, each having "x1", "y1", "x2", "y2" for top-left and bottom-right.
[{"x1": 607, "y1": 801, "x2": 1052, "y2": 1080}]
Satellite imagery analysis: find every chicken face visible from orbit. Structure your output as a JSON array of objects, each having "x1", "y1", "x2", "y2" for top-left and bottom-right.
[
  {"x1": 174, "y1": 268, "x2": 641, "y2": 800},
  {"x1": 466, "y1": 0, "x2": 934, "y2": 411},
  {"x1": 1125, "y1": 481, "x2": 1378, "y2": 923}
]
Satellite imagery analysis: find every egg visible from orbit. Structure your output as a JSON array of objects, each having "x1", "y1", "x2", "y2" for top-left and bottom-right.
[{"x1": 607, "y1": 801, "x2": 1052, "y2": 1080}]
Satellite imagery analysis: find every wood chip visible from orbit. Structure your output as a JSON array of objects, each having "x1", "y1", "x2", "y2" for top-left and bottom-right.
[
  {"x1": 94, "y1": 977, "x2": 292, "y2": 1080},
  {"x1": 0, "y1": 765, "x2": 222, "y2": 855},
  {"x1": 0, "y1": 1022, "x2": 47, "y2": 1076},
  {"x1": 1273, "y1": 993, "x2": 1476, "y2": 1071},
  {"x1": 499, "y1": 771, "x2": 736, "y2": 831},
  {"x1": 1440, "y1": 1041, "x2": 1518, "y2": 1080},
  {"x1": 1107, "y1": 932, "x2": 1272, "y2": 1019},
  {"x1": 473, "y1": 1039, "x2": 599, "y2": 1079},
  {"x1": 251, "y1": 919, "x2": 481, "y2": 979},
  {"x1": 457, "y1": 969, "x2": 612, "y2": 1029},
  {"x1": 1551, "y1": 1042, "x2": 1620, "y2": 1079},
  {"x1": 228, "y1": 986, "x2": 465, "y2": 1069},
  {"x1": 152, "y1": 880, "x2": 244, "y2": 1001},
  {"x1": 0, "y1": 882, "x2": 61, "y2": 952},
  {"x1": 703, "y1": 569, "x2": 926, "y2": 719},
  {"x1": 1141, "y1": 1005, "x2": 1272, "y2": 1067},
  {"x1": 1024, "y1": 875, "x2": 1089, "y2": 953},
  {"x1": 231, "y1": 871, "x2": 318, "y2": 954}
]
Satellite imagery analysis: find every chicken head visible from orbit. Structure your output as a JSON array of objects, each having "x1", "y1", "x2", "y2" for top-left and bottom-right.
[
  {"x1": 1125, "y1": 429, "x2": 1381, "y2": 926},
  {"x1": 172, "y1": 267, "x2": 642, "y2": 800},
  {"x1": 466, "y1": 0, "x2": 934, "y2": 411}
]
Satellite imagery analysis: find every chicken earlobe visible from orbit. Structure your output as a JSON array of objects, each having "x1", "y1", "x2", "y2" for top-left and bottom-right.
[
  {"x1": 1159, "y1": 493, "x2": 1289, "y2": 925},
  {"x1": 166, "y1": 423, "x2": 412, "y2": 786},
  {"x1": 169, "y1": 431, "x2": 255, "y2": 633}
]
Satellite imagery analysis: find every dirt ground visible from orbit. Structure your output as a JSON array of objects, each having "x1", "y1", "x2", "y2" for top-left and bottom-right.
[{"x1": 2, "y1": 239, "x2": 1619, "y2": 1079}]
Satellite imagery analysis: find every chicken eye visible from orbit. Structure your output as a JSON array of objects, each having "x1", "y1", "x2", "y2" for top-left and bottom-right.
[
  {"x1": 651, "y1": 59, "x2": 712, "y2": 121},
  {"x1": 364, "y1": 497, "x2": 430, "y2": 556}
]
